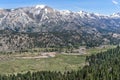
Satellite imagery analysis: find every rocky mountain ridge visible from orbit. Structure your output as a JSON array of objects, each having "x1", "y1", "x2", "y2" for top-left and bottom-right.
[
  {"x1": 0, "y1": 5, "x2": 120, "y2": 33},
  {"x1": 0, "y1": 5, "x2": 120, "y2": 51}
]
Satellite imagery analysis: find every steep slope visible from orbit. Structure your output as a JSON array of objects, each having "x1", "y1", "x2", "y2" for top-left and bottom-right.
[
  {"x1": 0, "y1": 5, "x2": 120, "y2": 33},
  {"x1": 0, "y1": 5, "x2": 120, "y2": 51}
]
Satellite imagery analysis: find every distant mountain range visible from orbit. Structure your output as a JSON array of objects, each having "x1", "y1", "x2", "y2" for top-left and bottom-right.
[{"x1": 0, "y1": 5, "x2": 120, "y2": 51}]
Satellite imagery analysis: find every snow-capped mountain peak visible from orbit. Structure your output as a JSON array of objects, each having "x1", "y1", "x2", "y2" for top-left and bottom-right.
[
  {"x1": 35, "y1": 5, "x2": 46, "y2": 9},
  {"x1": 0, "y1": 5, "x2": 120, "y2": 33},
  {"x1": 111, "y1": 13, "x2": 120, "y2": 18},
  {"x1": 77, "y1": 11, "x2": 88, "y2": 14},
  {"x1": 60, "y1": 10, "x2": 72, "y2": 15}
]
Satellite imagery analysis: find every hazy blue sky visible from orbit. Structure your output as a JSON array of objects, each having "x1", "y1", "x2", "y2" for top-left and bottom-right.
[{"x1": 0, "y1": 0, "x2": 120, "y2": 15}]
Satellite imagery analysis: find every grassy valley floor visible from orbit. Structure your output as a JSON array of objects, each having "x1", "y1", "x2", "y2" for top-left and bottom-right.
[{"x1": 0, "y1": 45, "x2": 116, "y2": 75}]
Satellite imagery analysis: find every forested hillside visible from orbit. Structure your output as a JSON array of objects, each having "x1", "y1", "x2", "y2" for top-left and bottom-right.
[
  {"x1": 0, "y1": 30, "x2": 119, "y2": 52},
  {"x1": 0, "y1": 46, "x2": 120, "y2": 80}
]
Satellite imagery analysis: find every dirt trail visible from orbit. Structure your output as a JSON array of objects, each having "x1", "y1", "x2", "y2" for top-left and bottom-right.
[{"x1": 16, "y1": 52, "x2": 56, "y2": 59}]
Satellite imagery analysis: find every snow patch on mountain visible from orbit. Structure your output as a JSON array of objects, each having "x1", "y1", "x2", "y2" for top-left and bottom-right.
[
  {"x1": 35, "y1": 5, "x2": 46, "y2": 9},
  {"x1": 60, "y1": 10, "x2": 72, "y2": 15},
  {"x1": 111, "y1": 13, "x2": 120, "y2": 18},
  {"x1": 0, "y1": 5, "x2": 120, "y2": 33}
]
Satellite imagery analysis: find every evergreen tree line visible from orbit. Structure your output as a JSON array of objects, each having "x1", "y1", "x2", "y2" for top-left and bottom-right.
[{"x1": 1, "y1": 46, "x2": 120, "y2": 80}]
